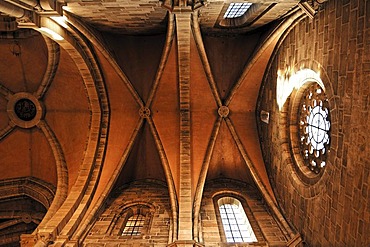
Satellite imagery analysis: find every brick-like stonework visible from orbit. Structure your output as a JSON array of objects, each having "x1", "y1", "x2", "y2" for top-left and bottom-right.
[
  {"x1": 199, "y1": 1, "x2": 299, "y2": 35},
  {"x1": 65, "y1": 0, "x2": 167, "y2": 34},
  {"x1": 258, "y1": 0, "x2": 369, "y2": 246},
  {"x1": 83, "y1": 180, "x2": 172, "y2": 246},
  {"x1": 200, "y1": 179, "x2": 287, "y2": 246}
]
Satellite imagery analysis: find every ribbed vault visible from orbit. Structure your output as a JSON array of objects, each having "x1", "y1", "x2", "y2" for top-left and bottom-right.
[{"x1": 0, "y1": 0, "x2": 312, "y2": 245}]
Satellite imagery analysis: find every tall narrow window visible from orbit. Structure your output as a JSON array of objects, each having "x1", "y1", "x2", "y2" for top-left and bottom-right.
[
  {"x1": 218, "y1": 197, "x2": 257, "y2": 243},
  {"x1": 121, "y1": 213, "x2": 145, "y2": 236}
]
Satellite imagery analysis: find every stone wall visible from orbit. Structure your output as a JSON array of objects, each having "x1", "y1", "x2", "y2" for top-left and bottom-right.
[
  {"x1": 83, "y1": 180, "x2": 172, "y2": 246},
  {"x1": 200, "y1": 178, "x2": 287, "y2": 246},
  {"x1": 257, "y1": 0, "x2": 369, "y2": 246}
]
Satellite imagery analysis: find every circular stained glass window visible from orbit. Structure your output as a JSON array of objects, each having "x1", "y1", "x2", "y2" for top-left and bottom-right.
[{"x1": 299, "y1": 83, "x2": 330, "y2": 174}]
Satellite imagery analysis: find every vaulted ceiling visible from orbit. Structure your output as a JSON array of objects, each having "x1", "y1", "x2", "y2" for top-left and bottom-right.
[{"x1": 0, "y1": 0, "x2": 309, "y2": 245}]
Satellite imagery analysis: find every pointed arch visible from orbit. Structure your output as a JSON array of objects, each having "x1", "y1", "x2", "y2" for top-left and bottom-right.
[
  {"x1": 35, "y1": 36, "x2": 60, "y2": 100},
  {"x1": 29, "y1": 16, "x2": 109, "y2": 246},
  {"x1": 62, "y1": 12, "x2": 178, "y2": 243}
]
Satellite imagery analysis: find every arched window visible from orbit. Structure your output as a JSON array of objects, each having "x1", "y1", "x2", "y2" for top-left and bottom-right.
[
  {"x1": 121, "y1": 213, "x2": 145, "y2": 236},
  {"x1": 116, "y1": 204, "x2": 153, "y2": 237},
  {"x1": 217, "y1": 197, "x2": 257, "y2": 243}
]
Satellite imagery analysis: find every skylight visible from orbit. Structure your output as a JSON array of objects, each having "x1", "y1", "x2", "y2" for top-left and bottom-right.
[{"x1": 223, "y1": 2, "x2": 253, "y2": 18}]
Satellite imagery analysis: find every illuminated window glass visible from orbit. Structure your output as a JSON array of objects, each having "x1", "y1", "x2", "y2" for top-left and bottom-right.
[
  {"x1": 223, "y1": 2, "x2": 253, "y2": 18},
  {"x1": 299, "y1": 83, "x2": 330, "y2": 174},
  {"x1": 121, "y1": 214, "x2": 145, "y2": 236},
  {"x1": 218, "y1": 197, "x2": 257, "y2": 243}
]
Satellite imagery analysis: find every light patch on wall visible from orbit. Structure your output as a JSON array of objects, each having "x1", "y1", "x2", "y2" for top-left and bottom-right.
[
  {"x1": 39, "y1": 27, "x2": 64, "y2": 41},
  {"x1": 50, "y1": 16, "x2": 69, "y2": 29},
  {"x1": 276, "y1": 68, "x2": 324, "y2": 110}
]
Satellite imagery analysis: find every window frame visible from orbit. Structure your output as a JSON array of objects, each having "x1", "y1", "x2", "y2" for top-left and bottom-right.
[
  {"x1": 288, "y1": 80, "x2": 331, "y2": 184},
  {"x1": 213, "y1": 194, "x2": 265, "y2": 245},
  {"x1": 121, "y1": 212, "x2": 146, "y2": 236},
  {"x1": 275, "y1": 62, "x2": 337, "y2": 198},
  {"x1": 111, "y1": 204, "x2": 154, "y2": 237},
  {"x1": 297, "y1": 83, "x2": 331, "y2": 173},
  {"x1": 223, "y1": 2, "x2": 253, "y2": 19},
  {"x1": 216, "y1": 2, "x2": 271, "y2": 28}
]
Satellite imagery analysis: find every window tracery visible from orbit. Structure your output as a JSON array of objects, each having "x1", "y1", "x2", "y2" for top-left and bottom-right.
[
  {"x1": 121, "y1": 213, "x2": 145, "y2": 236},
  {"x1": 217, "y1": 197, "x2": 257, "y2": 243},
  {"x1": 114, "y1": 204, "x2": 153, "y2": 237},
  {"x1": 223, "y1": 3, "x2": 253, "y2": 19},
  {"x1": 298, "y1": 83, "x2": 330, "y2": 174}
]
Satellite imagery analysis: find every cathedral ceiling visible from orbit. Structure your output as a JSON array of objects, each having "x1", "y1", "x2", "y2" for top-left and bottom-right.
[
  {"x1": 0, "y1": 0, "x2": 307, "y2": 245},
  {"x1": 62, "y1": 0, "x2": 299, "y2": 35}
]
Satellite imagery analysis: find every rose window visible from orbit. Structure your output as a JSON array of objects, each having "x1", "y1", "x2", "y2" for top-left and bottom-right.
[{"x1": 299, "y1": 83, "x2": 330, "y2": 174}]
